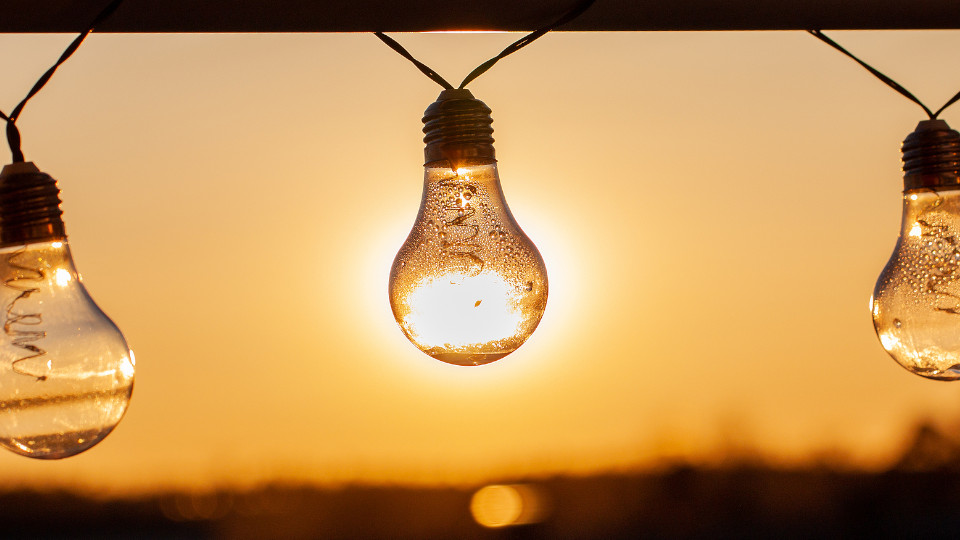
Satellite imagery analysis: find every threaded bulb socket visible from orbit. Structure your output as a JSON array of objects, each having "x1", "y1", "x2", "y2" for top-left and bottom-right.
[
  {"x1": 423, "y1": 89, "x2": 495, "y2": 167},
  {"x1": 902, "y1": 119, "x2": 960, "y2": 191},
  {"x1": 0, "y1": 162, "x2": 66, "y2": 247}
]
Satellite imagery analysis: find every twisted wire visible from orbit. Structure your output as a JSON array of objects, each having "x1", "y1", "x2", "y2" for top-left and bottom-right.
[
  {"x1": 809, "y1": 30, "x2": 960, "y2": 120},
  {"x1": 375, "y1": 0, "x2": 595, "y2": 90},
  {"x1": 0, "y1": 0, "x2": 122, "y2": 162}
]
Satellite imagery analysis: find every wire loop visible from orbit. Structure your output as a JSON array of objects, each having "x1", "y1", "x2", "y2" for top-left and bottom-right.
[
  {"x1": 375, "y1": 0, "x2": 595, "y2": 91},
  {"x1": 0, "y1": 0, "x2": 122, "y2": 162},
  {"x1": 809, "y1": 30, "x2": 960, "y2": 120}
]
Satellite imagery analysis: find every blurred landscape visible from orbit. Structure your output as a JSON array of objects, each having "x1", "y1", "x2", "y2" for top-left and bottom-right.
[{"x1": 7, "y1": 419, "x2": 960, "y2": 539}]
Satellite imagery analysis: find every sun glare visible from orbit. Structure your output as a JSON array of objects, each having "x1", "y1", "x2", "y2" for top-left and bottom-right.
[
  {"x1": 423, "y1": 30, "x2": 508, "y2": 34},
  {"x1": 403, "y1": 270, "x2": 523, "y2": 348}
]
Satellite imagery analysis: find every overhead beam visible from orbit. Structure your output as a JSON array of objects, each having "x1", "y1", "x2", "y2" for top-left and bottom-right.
[{"x1": 2, "y1": 0, "x2": 959, "y2": 33}]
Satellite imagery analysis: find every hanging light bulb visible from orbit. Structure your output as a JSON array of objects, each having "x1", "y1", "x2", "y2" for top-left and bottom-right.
[
  {"x1": 389, "y1": 89, "x2": 548, "y2": 366},
  {"x1": 872, "y1": 119, "x2": 960, "y2": 380},
  {"x1": 0, "y1": 162, "x2": 134, "y2": 458}
]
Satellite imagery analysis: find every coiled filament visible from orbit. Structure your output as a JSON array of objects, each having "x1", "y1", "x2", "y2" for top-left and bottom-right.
[
  {"x1": 3, "y1": 248, "x2": 47, "y2": 381},
  {"x1": 439, "y1": 175, "x2": 484, "y2": 273}
]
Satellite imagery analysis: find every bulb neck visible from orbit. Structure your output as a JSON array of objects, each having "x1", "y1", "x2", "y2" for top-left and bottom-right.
[
  {"x1": 0, "y1": 162, "x2": 66, "y2": 247},
  {"x1": 422, "y1": 89, "x2": 496, "y2": 168},
  {"x1": 902, "y1": 119, "x2": 960, "y2": 192}
]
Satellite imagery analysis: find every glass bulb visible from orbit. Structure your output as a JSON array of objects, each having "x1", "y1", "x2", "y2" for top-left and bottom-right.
[
  {"x1": 389, "y1": 90, "x2": 548, "y2": 366},
  {"x1": 0, "y1": 162, "x2": 134, "y2": 458},
  {"x1": 872, "y1": 120, "x2": 960, "y2": 380}
]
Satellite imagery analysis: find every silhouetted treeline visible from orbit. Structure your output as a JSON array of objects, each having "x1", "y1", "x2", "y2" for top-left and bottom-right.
[{"x1": 7, "y1": 421, "x2": 960, "y2": 539}]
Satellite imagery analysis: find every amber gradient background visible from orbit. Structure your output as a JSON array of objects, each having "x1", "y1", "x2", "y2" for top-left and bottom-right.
[{"x1": 0, "y1": 31, "x2": 958, "y2": 494}]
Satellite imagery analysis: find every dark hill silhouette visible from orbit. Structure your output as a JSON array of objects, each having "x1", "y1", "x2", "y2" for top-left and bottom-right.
[
  {"x1": 893, "y1": 420, "x2": 960, "y2": 472},
  {"x1": 7, "y1": 421, "x2": 960, "y2": 538}
]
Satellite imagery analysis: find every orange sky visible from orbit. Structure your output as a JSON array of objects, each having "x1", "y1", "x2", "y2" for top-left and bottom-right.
[{"x1": 0, "y1": 30, "x2": 960, "y2": 494}]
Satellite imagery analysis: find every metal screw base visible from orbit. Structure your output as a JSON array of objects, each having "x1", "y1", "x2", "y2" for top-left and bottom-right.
[
  {"x1": 0, "y1": 162, "x2": 66, "y2": 247},
  {"x1": 902, "y1": 119, "x2": 960, "y2": 192},
  {"x1": 422, "y1": 89, "x2": 496, "y2": 166}
]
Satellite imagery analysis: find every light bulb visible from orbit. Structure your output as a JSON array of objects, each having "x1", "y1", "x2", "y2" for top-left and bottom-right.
[
  {"x1": 872, "y1": 119, "x2": 960, "y2": 380},
  {"x1": 389, "y1": 89, "x2": 548, "y2": 366},
  {"x1": 0, "y1": 162, "x2": 134, "y2": 458}
]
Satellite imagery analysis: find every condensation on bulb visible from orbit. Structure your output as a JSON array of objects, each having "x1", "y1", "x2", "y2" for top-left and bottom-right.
[
  {"x1": 873, "y1": 189, "x2": 960, "y2": 380},
  {"x1": 389, "y1": 162, "x2": 548, "y2": 366}
]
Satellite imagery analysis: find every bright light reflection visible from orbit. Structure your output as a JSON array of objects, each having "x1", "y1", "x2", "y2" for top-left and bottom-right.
[
  {"x1": 879, "y1": 332, "x2": 900, "y2": 352},
  {"x1": 879, "y1": 332, "x2": 960, "y2": 374},
  {"x1": 403, "y1": 271, "x2": 522, "y2": 348},
  {"x1": 909, "y1": 222, "x2": 922, "y2": 237},
  {"x1": 54, "y1": 268, "x2": 72, "y2": 286},
  {"x1": 424, "y1": 30, "x2": 508, "y2": 34},
  {"x1": 120, "y1": 352, "x2": 136, "y2": 379}
]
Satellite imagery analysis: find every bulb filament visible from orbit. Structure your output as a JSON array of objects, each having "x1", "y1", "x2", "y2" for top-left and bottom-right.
[
  {"x1": 439, "y1": 174, "x2": 484, "y2": 274},
  {"x1": 3, "y1": 248, "x2": 48, "y2": 381},
  {"x1": 915, "y1": 196, "x2": 960, "y2": 315}
]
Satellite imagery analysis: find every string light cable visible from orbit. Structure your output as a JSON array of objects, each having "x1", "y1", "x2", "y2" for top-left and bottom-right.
[
  {"x1": 810, "y1": 30, "x2": 960, "y2": 380},
  {"x1": 808, "y1": 30, "x2": 960, "y2": 120},
  {"x1": 0, "y1": 0, "x2": 122, "y2": 163},
  {"x1": 374, "y1": 0, "x2": 596, "y2": 92}
]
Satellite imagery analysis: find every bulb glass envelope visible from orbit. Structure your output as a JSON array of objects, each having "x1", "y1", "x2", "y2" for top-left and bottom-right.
[
  {"x1": 874, "y1": 189, "x2": 960, "y2": 379},
  {"x1": 0, "y1": 240, "x2": 134, "y2": 458},
  {"x1": 873, "y1": 120, "x2": 960, "y2": 380},
  {"x1": 0, "y1": 163, "x2": 134, "y2": 458},
  {"x1": 389, "y1": 161, "x2": 548, "y2": 366}
]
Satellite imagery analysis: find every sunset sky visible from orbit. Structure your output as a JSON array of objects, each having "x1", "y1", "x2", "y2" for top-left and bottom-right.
[{"x1": 0, "y1": 29, "x2": 959, "y2": 494}]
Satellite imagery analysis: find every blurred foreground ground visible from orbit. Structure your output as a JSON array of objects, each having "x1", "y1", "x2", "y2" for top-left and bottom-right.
[{"x1": 6, "y1": 420, "x2": 960, "y2": 539}]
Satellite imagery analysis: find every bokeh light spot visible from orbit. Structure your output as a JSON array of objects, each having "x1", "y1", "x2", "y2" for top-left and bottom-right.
[
  {"x1": 471, "y1": 484, "x2": 523, "y2": 528},
  {"x1": 470, "y1": 483, "x2": 548, "y2": 528}
]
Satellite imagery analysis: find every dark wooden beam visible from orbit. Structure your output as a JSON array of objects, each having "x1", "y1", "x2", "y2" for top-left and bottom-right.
[{"x1": 1, "y1": 0, "x2": 959, "y2": 33}]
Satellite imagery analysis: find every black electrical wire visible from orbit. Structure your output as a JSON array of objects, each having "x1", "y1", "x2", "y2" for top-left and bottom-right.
[
  {"x1": 809, "y1": 29, "x2": 960, "y2": 120},
  {"x1": 0, "y1": 0, "x2": 123, "y2": 163},
  {"x1": 374, "y1": 32, "x2": 454, "y2": 90},
  {"x1": 375, "y1": 0, "x2": 596, "y2": 91}
]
